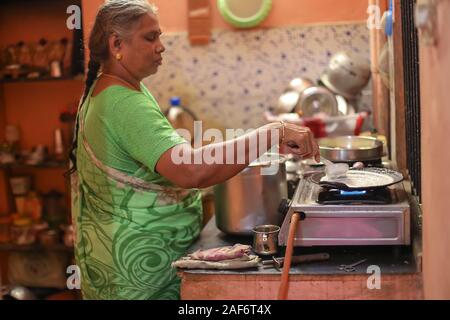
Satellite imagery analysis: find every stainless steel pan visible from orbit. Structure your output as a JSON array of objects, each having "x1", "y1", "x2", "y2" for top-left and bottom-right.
[{"x1": 318, "y1": 136, "x2": 384, "y2": 162}]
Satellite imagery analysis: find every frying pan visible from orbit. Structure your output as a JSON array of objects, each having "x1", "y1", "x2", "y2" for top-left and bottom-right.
[
  {"x1": 318, "y1": 136, "x2": 384, "y2": 162},
  {"x1": 309, "y1": 167, "x2": 404, "y2": 191}
]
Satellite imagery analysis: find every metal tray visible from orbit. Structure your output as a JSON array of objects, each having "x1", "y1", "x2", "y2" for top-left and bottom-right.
[{"x1": 309, "y1": 167, "x2": 404, "y2": 191}]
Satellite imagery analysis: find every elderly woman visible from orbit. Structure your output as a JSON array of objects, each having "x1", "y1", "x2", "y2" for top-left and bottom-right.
[{"x1": 69, "y1": 0, "x2": 320, "y2": 300}]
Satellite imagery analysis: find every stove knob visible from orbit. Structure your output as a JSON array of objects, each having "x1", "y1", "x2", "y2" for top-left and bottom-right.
[
  {"x1": 297, "y1": 211, "x2": 307, "y2": 221},
  {"x1": 278, "y1": 198, "x2": 291, "y2": 217}
]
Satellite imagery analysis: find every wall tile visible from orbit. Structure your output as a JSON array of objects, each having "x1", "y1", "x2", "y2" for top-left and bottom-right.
[{"x1": 144, "y1": 23, "x2": 370, "y2": 130}]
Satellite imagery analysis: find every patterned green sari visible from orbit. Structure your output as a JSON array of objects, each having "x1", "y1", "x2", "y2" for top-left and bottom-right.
[{"x1": 71, "y1": 83, "x2": 202, "y2": 300}]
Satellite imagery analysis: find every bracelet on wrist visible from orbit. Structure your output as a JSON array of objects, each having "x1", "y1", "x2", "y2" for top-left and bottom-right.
[{"x1": 278, "y1": 121, "x2": 285, "y2": 143}]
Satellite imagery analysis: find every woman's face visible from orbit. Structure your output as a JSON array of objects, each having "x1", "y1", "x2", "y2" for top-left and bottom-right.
[{"x1": 119, "y1": 12, "x2": 165, "y2": 79}]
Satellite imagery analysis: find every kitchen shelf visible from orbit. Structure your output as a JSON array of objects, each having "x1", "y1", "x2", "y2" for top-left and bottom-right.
[
  {"x1": 0, "y1": 242, "x2": 73, "y2": 252},
  {"x1": 0, "y1": 73, "x2": 84, "y2": 84},
  {"x1": 0, "y1": 161, "x2": 68, "y2": 170}
]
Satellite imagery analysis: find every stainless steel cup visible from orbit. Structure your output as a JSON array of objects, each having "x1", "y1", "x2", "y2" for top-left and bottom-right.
[{"x1": 252, "y1": 225, "x2": 280, "y2": 256}]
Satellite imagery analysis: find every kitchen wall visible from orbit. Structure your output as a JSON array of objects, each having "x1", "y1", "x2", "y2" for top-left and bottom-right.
[
  {"x1": 82, "y1": 0, "x2": 372, "y2": 130},
  {"x1": 144, "y1": 24, "x2": 370, "y2": 130},
  {"x1": 420, "y1": 0, "x2": 450, "y2": 299},
  {"x1": 82, "y1": 0, "x2": 369, "y2": 32}
]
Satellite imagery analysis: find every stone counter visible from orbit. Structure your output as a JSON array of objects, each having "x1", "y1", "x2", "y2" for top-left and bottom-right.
[{"x1": 177, "y1": 218, "x2": 423, "y2": 299}]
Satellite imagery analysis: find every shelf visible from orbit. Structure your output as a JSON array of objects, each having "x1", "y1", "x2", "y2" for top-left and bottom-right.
[
  {"x1": 0, "y1": 242, "x2": 73, "y2": 253},
  {"x1": 0, "y1": 161, "x2": 68, "y2": 170},
  {"x1": 0, "y1": 73, "x2": 84, "y2": 84}
]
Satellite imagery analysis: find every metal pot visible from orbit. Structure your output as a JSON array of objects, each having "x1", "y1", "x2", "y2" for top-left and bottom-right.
[
  {"x1": 1, "y1": 285, "x2": 37, "y2": 300},
  {"x1": 320, "y1": 51, "x2": 371, "y2": 99},
  {"x1": 276, "y1": 77, "x2": 315, "y2": 114},
  {"x1": 214, "y1": 154, "x2": 287, "y2": 235},
  {"x1": 288, "y1": 77, "x2": 314, "y2": 93},
  {"x1": 318, "y1": 136, "x2": 384, "y2": 162},
  {"x1": 277, "y1": 90, "x2": 301, "y2": 114}
]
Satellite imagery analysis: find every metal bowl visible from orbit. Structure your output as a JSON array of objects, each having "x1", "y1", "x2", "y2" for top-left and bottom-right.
[
  {"x1": 318, "y1": 136, "x2": 384, "y2": 162},
  {"x1": 288, "y1": 77, "x2": 314, "y2": 93}
]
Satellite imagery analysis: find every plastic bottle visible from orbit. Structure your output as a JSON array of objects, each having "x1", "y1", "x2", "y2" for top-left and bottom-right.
[
  {"x1": 167, "y1": 97, "x2": 196, "y2": 144},
  {"x1": 167, "y1": 97, "x2": 185, "y2": 129}
]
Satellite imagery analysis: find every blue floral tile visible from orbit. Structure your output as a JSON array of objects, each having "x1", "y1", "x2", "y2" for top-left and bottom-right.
[{"x1": 144, "y1": 23, "x2": 370, "y2": 129}]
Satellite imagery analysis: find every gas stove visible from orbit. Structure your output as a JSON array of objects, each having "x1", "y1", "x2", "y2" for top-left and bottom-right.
[{"x1": 279, "y1": 170, "x2": 411, "y2": 247}]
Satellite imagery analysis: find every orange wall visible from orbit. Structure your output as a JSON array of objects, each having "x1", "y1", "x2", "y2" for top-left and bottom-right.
[
  {"x1": 2, "y1": 81, "x2": 82, "y2": 151},
  {"x1": 0, "y1": 0, "x2": 73, "y2": 44},
  {"x1": 421, "y1": 0, "x2": 450, "y2": 299},
  {"x1": 82, "y1": 0, "x2": 369, "y2": 35}
]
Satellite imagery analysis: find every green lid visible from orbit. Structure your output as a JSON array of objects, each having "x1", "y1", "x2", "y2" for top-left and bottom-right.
[{"x1": 217, "y1": 0, "x2": 272, "y2": 29}]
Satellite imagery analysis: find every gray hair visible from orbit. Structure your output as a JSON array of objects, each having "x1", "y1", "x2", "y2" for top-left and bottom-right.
[
  {"x1": 68, "y1": 0, "x2": 158, "y2": 174},
  {"x1": 89, "y1": 0, "x2": 158, "y2": 63}
]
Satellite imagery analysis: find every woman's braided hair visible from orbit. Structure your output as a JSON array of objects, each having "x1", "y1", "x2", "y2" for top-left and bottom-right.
[{"x1": 67, "y1": 0, "x2": 156, "y2": 175}]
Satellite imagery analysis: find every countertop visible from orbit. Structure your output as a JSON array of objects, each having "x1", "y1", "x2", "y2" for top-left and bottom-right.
[{"x1": 181, "y1": 217, "x2": 418, "y2": 276}]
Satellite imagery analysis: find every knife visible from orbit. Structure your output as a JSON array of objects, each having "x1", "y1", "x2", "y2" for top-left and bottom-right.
[{"x1": 262, "y1": 253, "x2": 330, "y2": 269}]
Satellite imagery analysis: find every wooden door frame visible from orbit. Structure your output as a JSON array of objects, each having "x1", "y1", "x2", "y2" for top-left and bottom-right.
[{"x1": 393, "y1": 0, "x2": 408, "y2": 175}]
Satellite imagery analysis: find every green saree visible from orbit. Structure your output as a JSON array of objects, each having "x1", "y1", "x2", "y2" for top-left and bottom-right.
[{"x1": 71, "y1": 82, "x2": 202, "y2": 300}]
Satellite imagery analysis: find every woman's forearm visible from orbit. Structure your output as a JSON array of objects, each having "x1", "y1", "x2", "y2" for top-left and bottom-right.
[
  {"x1": 189, "y1": 122, "x2": 281, "y2": 188},
  {"x1": 157, "y1": 121, "x2": 318, "y2": 188}
]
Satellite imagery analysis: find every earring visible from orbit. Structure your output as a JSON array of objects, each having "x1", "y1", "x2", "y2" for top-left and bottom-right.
[{"x1": 115, "y1": 53, "x2": 123, "y2": 61}]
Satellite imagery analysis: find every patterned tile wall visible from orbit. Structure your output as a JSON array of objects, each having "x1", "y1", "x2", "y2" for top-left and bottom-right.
[{"x1": 143, "y1": 23, "x2": 371, "y2": 130}]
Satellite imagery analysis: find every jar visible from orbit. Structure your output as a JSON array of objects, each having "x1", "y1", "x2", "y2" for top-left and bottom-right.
[
  {"x1": 43, "y1": 190, "x2": 66, "y2": 229},
  {"x1": 38, "y1": 229, "x2": 60, "y2": 246},
  {"x1": 10, "y1": 217, "x2": 35, "y2": 245},
  {"x1": 0, "y1": 215, "x2": 12, "y2": 243},
  {"x1": 9, "y1": 176, "x2": 31, "y2": 196},
  {"x1": 60, "y1": 224, "x2": 74, "y2": 247}
]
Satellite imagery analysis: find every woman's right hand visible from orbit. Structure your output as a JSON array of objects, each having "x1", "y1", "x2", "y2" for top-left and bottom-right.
[{"x1": 279, "y1": 122, "x2": 320, "y2": 162}]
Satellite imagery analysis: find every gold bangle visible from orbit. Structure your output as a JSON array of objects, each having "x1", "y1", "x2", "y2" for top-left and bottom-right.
[{"x1": 278, "y1": 120, "x2": 285, "y2": 143}]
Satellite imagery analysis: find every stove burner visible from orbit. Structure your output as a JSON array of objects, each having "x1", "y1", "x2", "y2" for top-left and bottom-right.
[
  {"x1": 340, "y1": 190, "x2": 367, "y2": 196},
  {"x1": 317, "y1": 187, "x2": 392, "y2": 205}
]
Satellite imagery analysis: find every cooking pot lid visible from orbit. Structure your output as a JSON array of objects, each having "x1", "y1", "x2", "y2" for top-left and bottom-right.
[{"x1": 309, "y1": 167, "x2": 404, "y2": 191}]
